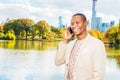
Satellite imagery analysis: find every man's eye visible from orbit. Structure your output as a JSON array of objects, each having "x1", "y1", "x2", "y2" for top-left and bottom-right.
[{"x1": 76, "y1": 22, "x2": 80, "y2": 24}]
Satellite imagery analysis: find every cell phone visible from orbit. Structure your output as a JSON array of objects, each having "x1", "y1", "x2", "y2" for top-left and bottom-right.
[{"x1": 69, "y1": 27, "x2": 73, "y2": 34}]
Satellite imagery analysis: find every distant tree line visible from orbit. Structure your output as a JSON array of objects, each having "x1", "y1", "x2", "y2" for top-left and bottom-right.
[
  {"x1": 0, "y1": 18, "x2": 120, "y2": 49},
  {"x1": 0, "y1": 18, "x2": 65, "y2": 41}
]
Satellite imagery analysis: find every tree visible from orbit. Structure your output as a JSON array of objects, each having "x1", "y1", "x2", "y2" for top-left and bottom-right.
[
  {"x1": 51, "y1": 26, "x2": 65, "y2": 38},
  {"x1": 35, "y1": 20, "x2": 50, "y2": 40},
  {"x1": 88, "y1": 29, "x2": 105, "y2": 40},
  {"x1": 106, "y1": 24, "x2": 120, "y2": 49},
  {"x1": 17, "y1": 18, "x2": 34, "y2": 40},
  {"x1": 4, "y1": 30, "x2": 16, "y2": 40},
  {"x1": 0, "y1": 24, "x2": 4, "y2": 39},
  {"x1": 0, "y1": 24, "x2": 3, "y2": 32},
  {"x1": 4, "y1": 19, "x2": 21, "y2": 38},
  {"x1": 29, "y1": 25, "x2": 36, "y2": 40}
]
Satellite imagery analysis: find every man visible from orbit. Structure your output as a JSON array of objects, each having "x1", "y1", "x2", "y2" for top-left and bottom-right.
[{"x1": 55, "y1": 13, "x2": 106, "y2": 80}]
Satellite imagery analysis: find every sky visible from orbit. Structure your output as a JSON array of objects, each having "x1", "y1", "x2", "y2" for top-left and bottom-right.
[{"x1": 0, "y1": 0, "x2": 120, "y2": 27}]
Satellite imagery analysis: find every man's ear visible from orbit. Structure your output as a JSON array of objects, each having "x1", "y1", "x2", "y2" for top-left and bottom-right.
[{"x1": 84, "y1": 21, "x2": 88, "y2": 27}]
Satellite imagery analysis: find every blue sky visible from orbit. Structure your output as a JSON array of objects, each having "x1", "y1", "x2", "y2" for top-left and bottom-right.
[{"x1": 0, "y1": 0, "x2": 120, "y2": 26}]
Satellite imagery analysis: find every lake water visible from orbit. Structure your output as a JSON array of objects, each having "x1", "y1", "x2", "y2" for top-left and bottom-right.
[{"x1": 0, "y1": 40, "x2": 120, "y2": 80}]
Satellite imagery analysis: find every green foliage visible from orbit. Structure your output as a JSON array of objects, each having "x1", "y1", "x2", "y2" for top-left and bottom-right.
[
  {"x1": 29, "y1": 25, "x2": 36, "y2": 40},
  {"x1": 106, "y1": 24, "x2": 120, "y2": 49},
  {"x1": 20, "y1": 30, "x2": 26, "y2": 37},
  {"x1": 17, "y1": 18, "x2": 35, "y2": 39},
  {"x1": 4, "y1": 18, "x2": 35, "y2": 39},
  {"x1": 106, "y1": 25, "x2": 120, "y2": 40},
  {"x1": 2, "y1": 18, "x2": 66, "y2": 41},
  {"x1": 107, "y1": 26, "x2": 118, "y2": 40},
  {"x1": 51, "y1": 26, "x2": 65, "y2": 38}
]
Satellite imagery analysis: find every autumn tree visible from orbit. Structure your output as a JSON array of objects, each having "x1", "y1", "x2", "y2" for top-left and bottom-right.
[
  {"x1": 17, "y1": 18, "x2": 34, "y2": 40},
  {"x1": 35, "y1": 20, "x2": 50, "y2": 40},
  {"x1": 106, "y1": 24, "x2": 120, "y2": 49},
  {"x1": 50, "y1": 26, "x2": 65, "y2": 39},
  {"x1": 4, "y1": 19, "x2": 20, "y2": 39},
  {"x1": 0, "y1": 24, "x2": 4, "y2": 38},
  {"x1": 88, "y1": 29, "x2": 105, "y2": 40}
]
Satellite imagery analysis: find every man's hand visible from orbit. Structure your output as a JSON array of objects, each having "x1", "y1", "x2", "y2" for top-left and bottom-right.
[{"x1": 62, "y1": 27, "x2": 73, "y2": 43}]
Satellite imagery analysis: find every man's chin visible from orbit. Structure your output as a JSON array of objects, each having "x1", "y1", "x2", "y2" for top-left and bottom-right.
[{"x1": 76, "y1": 32, "x2": 82, "y2": 36}]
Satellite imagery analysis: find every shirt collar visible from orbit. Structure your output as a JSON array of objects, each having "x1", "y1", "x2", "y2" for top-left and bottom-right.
[{"x1": 76, "y1": 33, "x2": 90, "y2": 44}]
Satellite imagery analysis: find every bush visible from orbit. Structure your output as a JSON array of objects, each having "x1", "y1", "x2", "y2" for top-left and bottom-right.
[
  {"x1": 0, "y1": 32, "x2": 4, "y2": 39},
  {"x1": 4, "y1": 31, "x2": 16, "y2": 40},
  {"x1": 44, "y1": 32, "x2": 56, "y2": 41},
  {"x1": 88, "y1": 29, "x2": 105, "y2": 40}
]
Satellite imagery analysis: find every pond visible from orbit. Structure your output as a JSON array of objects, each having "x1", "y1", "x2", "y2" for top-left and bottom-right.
[{"x1": 0, "y1": 40, "x2": 120, "y2": 80}]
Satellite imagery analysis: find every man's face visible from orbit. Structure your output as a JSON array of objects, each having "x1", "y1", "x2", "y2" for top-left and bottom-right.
[{"x1": 71, "y1": 15, "x2": 87, "y2": 36}]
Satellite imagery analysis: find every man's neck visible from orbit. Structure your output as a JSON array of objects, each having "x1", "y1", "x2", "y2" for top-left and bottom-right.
[{"x1": 77, "y1": 31, "x2": 87, "y2": 40}]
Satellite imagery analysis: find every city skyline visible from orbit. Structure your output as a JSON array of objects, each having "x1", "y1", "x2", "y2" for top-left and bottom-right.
[{"x1": 0, "y1": 0, "x2": 120, "y2": 26}]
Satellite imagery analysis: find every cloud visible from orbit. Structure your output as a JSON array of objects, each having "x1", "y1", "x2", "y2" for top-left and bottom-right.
[
  {"x1": 0, "y1": 0, "x2": 119, "y2": 26},
  {"x1": 9, "y1": 0, "x2": 31, "y2": 5},
  {"x1": 29, "y1": 7, "x2": 73, "y2": 26},
  {"x1": 0, "y1": 3, "x2": 30, "y2": 20},
  {"x1": 97, "y1": 0, "x2": 120, "y2": 18},
  {"x1": 97, "y1": 13, "x2": 118, "y2": 23},
  {"x1": 0, "y1": 3, "x2": 73, "y2": 26},
  {"x1": 83, "y1": 9, "x2": 118, "y2": 25}
]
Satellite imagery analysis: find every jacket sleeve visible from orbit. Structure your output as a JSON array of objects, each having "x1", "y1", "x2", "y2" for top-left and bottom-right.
[
  {"x1": 55, "y1": 41, "x2": 67, "y2": 66},
  {"x1": 92, "y1": 41, "x2": 106, "y2": 80}
]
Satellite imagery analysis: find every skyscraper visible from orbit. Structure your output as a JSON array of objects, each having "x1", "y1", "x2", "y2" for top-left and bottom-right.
[
  {"x1": 91, "y1": 0, "x2": 102, "y2": 30},
  {"x1": 58, "y1": 16, "x2": 65, "y2": 28},
  {"x1": 92, "y1": 0, "x2": 97, "y2": 18}
]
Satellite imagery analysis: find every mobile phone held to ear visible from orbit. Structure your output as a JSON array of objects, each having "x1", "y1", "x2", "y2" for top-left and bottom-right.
[{"x1": 69, "y1": 27, "x2": 73, "y2": 34}]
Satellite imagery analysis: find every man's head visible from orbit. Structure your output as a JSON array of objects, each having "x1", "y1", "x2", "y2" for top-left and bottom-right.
[{"x1": 71, "y1": 13, "x2": 88, "y2": 36}]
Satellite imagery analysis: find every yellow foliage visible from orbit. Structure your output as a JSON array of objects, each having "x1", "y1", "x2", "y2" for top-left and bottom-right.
[
  {"x1": 88, "y1": 29, "x2": 105, "y2": 40},
  {"x1": 5, "y1": 31, "x2": 16, "y2": 40},
  {"x1": 7, "y1": 41, "x2": 15, "y2": 48},
  {"x1": 8, "y1": 32, "x2": 16, "y2": 40},
  {"x1": 0, "y1": 25, "x2": 3, "y2": 32}
]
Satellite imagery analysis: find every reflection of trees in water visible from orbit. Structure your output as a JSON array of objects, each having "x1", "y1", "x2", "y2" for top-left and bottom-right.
[
  {"x1": 116, "y1": 56, "x2": 120, "y2": 69},
  {"x1": 107, "y1": 56, "x2": 116, "y2": 60},
  {"x1": 0, "y1": 40, "x2": 59, "y2": 50},
  {"x1": 107, "y1": 55, "x2": 120, "y2": 70}
]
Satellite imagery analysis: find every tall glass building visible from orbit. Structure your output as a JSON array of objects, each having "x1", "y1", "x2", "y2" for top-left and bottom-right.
[{"x1": 91, "y1": 0, "x2": 102, "y2": 30}]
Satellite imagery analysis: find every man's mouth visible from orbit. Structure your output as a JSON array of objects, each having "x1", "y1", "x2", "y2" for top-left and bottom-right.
[{"x1": 73, "y1": 27, "x2": 80, "y2": 32}]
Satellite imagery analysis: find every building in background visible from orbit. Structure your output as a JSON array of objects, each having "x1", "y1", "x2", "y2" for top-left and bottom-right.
[
  {"x1": 91, "y1": 0, "x2": 117, "y2": 33},
  {"x1": 91, "y1": 0, "x2": 102, "y2": 31},
  {"x1": 110, "y1": 21, "x2": 115, "y2": 26},
  {"x1": 101, "y1": 23, "x2": 110, "y2": 32},
  {"x1": 58, "y1": 16, "x2": 65, "y2": 28}
]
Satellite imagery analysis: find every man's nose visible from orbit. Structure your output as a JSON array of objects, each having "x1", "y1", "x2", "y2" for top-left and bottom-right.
[{"x1": 71, "y1": 24, "x2": 77, "y2": 28}]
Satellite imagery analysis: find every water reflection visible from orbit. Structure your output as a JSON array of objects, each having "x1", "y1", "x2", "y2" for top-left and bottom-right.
[
  {"x1": 0, "y1": 49, "x2": 64, "y2": 80},
  {"x1": 105, "y1": 56, "x2": 120, "y2": 80},
  {"x1": 0, "y1": 40, "x2": 58, "y2": 50},
  {"x1": 116, "y1": 56, "x2": 120, "y2": 69},
  {"x1": 0, "y1": 40, "x2": 120, "y2": 80}
]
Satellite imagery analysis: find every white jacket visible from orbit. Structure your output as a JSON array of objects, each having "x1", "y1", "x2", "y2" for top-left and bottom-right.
[{"x1": 55, "y1": 34, "x2": 106, "y2": 80}]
